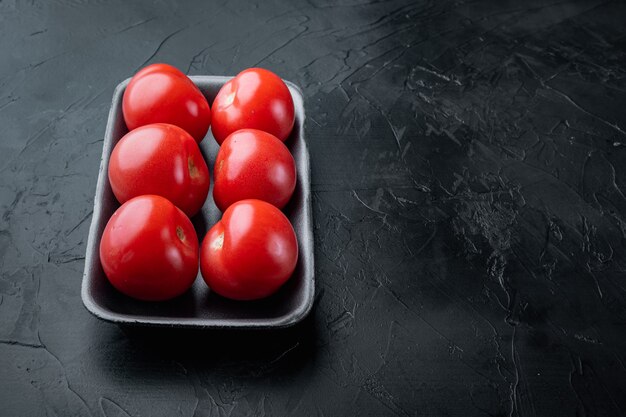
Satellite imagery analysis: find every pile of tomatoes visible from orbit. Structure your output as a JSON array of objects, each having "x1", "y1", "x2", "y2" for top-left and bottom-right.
[{"x1": 99, "y1": 64, "x2": 299, "y2": 302}]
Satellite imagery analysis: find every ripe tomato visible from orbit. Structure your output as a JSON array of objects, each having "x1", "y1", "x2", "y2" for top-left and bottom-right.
[
  {"x1": 211, "y1": 68, "x2": 295, "y2": 145},
  {"x1": 100, "y1": 195, "x2": 199, "y2": 301},
  {"x1": 200, "y1": 199, "x2": 298, "y2": 300},
  {"x1": 123, "y1": 63, "x2": 211, "y2": 142},
  {"x1": 108, "y1": 123, "x2": 209, "y2": 217},
  {"x1": 213, "y1": 129, "x2": 296, "y2": 212}
]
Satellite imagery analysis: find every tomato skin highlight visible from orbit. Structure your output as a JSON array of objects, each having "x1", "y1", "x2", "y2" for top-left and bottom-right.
[
  {"x1": 211, "y1": 68, "x2": 295, "y2": 145},
  {"x1": 200, "y1": 199, "x2": 298, "y2": 301},
  {"x1": 213, "y1": 129, "x2": 296, "y2": 212},
  {"x1": 99, "y1": 195, "x2": 199, "y2": 302},
  {"x1": 108, "y1": 123, "x2": 210, "y2": 217},
  {"x1": 123, "y1": 63, "x2": 211, "y2": 142}
]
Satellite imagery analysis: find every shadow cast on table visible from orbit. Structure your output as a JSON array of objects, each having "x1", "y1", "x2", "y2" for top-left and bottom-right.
[{"x1": 88, "y1": 312, "x2": 319, "y2": 382}]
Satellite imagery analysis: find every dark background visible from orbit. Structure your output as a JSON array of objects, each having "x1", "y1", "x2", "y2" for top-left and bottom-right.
[{"x1": 2, "y1": 0, "x2": 626, "y2": 416}]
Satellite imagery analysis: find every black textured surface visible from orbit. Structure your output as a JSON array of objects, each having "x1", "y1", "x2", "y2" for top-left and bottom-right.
[{"x1": 1, "y1": 0, "x2": 626, "y2": 415}]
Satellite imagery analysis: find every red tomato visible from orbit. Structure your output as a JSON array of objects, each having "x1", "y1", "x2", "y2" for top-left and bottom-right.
[
  {"x1": 213, "y1": 129, "x2": 296, "y2": 212},
  {"x1": 108, "y1": 123, "x2": 209, "y2": 217},
  {"x1": 211, "y1": 68, "x2": 295, "y2": 145},
  {"x1": 100, "y1": 195, "x2": 199, "y2": 301},
  {"x1": 200, "y1": 199, "x2": 298, "y2": 300},
  {"x1": 123, "y1": 63, "x2": 211, "y2": 142}
]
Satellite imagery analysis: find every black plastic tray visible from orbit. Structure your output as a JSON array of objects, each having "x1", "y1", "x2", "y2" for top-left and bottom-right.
[{"x1": 81, "y1": 76, "x2": 314, "y2": 328}]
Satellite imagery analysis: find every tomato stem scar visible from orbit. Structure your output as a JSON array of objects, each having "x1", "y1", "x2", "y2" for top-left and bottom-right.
[
  {"x1": 224, "y1": 91, "x2": 236, "y2": 107},
  {"x1": 188, "y1": 157, "x2": 199, "y2": 178},
  {"x1": 212, "y1": 232, "x2": 224, "y2": 250},
  {"x1": 176, "y1": 226, "x2": 185, "y2": 241}
]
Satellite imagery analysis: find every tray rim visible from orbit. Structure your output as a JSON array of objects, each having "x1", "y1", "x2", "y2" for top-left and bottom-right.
[{"x1": 81, "y1": 75, "x2": 314, "y2": 329}]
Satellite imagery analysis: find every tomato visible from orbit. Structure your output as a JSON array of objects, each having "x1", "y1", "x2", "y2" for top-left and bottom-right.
[
  {"x1": 123, "y1": 63, "x2": 211, "y2": 142},
  {"x1": 200, "y1": 199, "x2": 298, "y2": 300},
  {"x1": 211, "y1": 68, "x2": 295, "y2": 145},
  {"x1": 213, "y1": 129, "x2": 296, "y2": 212},
  {"x1": 108, "y1": 123, "x2": 209, "y2": 217},
  {"x1": 100, "y1": 195, "x2": 199, "y2": 301}
]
